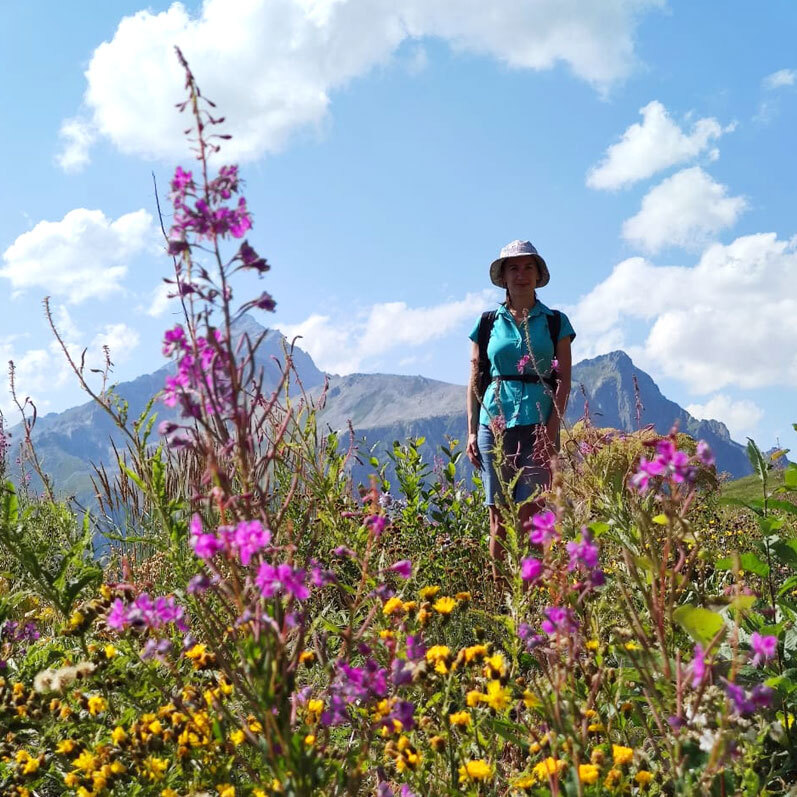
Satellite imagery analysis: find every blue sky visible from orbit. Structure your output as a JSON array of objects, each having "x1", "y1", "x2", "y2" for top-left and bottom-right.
[{"x1": 1, "y1": 0, "x2": 796, "y2": 451}]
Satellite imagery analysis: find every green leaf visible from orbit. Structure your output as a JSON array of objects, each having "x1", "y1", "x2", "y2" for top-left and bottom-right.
[
  {"x1": 759, "y1": 516, "x2": 785, "y2": 537},
  {"x1": 588, "y1": 521, "x2": 610, "y2": 537},
  {"x1": 747, "y1": 438, "x2": 768, "y2": 487},
  {"x1": 715, "y1": 557, "x2": 733, "y2": 571},
  {"x1": 482, "y1": 717, "x2": 530, "y2": 751},
  {"x1": 2, "y1": 481, "x2": 18, "y2": 526},
  {"x1": 784, "y1": 464, "x2": 797, "y2": 490},
  {"x1": 718, "y1": 496, "x2": 761, "y2": 515},
  {"x1": 727, "y1": 595, "x2": 757, "y2": 613},
  {"x1": 738, "y1": 552, "x2": 770, "y2": 577},
  {"x1": 764, "y1": 499, "x2": 797, "y2": 517},
  {"x1": 770, "y1": 449, "x2": 789, "y2": 462},
  {"x1": 673, "y1": 604, "x2": 725, "y2": 645},
  {"x1": 774, "y1": 539, "x2": 797, "y2": 570},
  {"x1": 652, "y1": 514, "x2": 668, "y2": 525}
]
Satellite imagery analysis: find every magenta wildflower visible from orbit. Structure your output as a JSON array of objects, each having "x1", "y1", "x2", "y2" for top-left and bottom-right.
[
  {"x1": 106, "y1": 599, "x2": 127, "y2": 631},
  {"x1": 526, "y1": 510, "x2": 559, "y2": 547},
  {"x1": 541, "y1": 606, "x2": 578, "y2": 636},
  {"x1": 566, "y1": 529, "x2": 600, "y2": 572},
  {"x1": 365, "y1": 514, "x2": 388, "y2": 537},
  {"x1": 191, "y1": 531, "x2": 223, "y2": 560},
  {"x1": 517, "y1": 353, "x2": 531, "y2": 374},
  {"x1": 690, "y1": 644, "x2": 707, "y2": 689},
  {"x1": 406, "y1": 634, "x2": 426, "y2": 661},
  {"x1": 750, "y1": 632, "x2": 777, "y2": 667},
  {"x1": 521, "y1": 556, "x2": 543, "y2": 582},
  {"x1": 696, "y1": 440, "x2": 715, "y2": 467},
  {"x1": 232, "y1": 519, "x2": 271, "y2": 566},
  {"x1": 724, "y1": 680, "x2": 774, "y2": 715},
  {"x1": 255, "y1": 562, "x2": 310, "y2": 601},
  {"x1": 389, "y1": 560, "x2": 413, "y2": 579}
]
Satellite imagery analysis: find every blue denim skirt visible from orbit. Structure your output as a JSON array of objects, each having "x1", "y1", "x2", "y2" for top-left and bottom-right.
[{"x1": 477, "y1": 423, "x2": 550, "y2": 506}]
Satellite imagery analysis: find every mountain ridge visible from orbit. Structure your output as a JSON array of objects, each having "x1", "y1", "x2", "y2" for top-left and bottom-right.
[{"x1": 5, "y1": 317, "x2": 753, "y2": 503}]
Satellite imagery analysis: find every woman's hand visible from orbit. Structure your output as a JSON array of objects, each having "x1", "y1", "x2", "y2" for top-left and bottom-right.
[{"x1": 466, "y1": 432, "x2": 482, "y2": 468}]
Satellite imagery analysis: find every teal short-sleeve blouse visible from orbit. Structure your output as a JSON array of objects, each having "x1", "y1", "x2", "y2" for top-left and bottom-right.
[{"x1": 468, "y1": 300, "x2": 576, "y2": 428}]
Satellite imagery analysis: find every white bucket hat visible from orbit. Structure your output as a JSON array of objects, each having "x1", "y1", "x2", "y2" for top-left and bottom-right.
[{"x1": 489, "y1": 240, "x2": 550, "y2": 288}]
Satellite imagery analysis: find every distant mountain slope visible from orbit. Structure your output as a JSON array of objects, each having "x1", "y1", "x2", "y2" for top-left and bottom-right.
[{"x1": 5, "y1": 317, "x2": 752, "y2": 505}]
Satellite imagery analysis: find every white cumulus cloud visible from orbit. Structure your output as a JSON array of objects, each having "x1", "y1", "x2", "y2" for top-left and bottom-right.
[
  {"x1": 1, "y1": 208, "x2": 156, "y2": 303},
  {"x1": 566, "y1": 232, "x2": 797, "y2": 394},
  {"x1": 621, "y1": 167, "x2": 747, "y2": 253},
  {"x1": 278, "y1": 289, "x2": 497, "y2": 374},
  {"x1": 56, "y1": 118, "x2": 98, "y2": 173},
  {"x1": 62, "y1": 0, "x2": 662, "y2": 166},
  {"x1": 587, "y1": 101, "x2": 732, "y2": 190},
  {"x1": 763, "y1": 68, "x2": 796, "y2": 90},
  {"x1": 90, "y1": 323, "x2": 141, "y2": 365},
  {"x1": 686, "y1": 394, "x2": 764, "y2": 442}
]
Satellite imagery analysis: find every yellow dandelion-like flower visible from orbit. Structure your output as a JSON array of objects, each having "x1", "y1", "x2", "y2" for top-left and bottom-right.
[
  {"x1": 161, "y1": 790, "x2": 180, "y2": 797},
  {"x1": 402, "y1": 600, "x2": 418, "y2": 613},
  {"x1": 73, "y1": 749, "x2": 98, "y2": 773},
  {"x1": 229, "y1": 729, "x2": 246, "y2": 745},
  {"x1": 455, "y1": 591, "x2": 472, "y2": 602},
  {"x1": 306, "y1": 698, "x2": 324, "y2": 724},
  {"x1": 483, "y1": 652, "x2": 506, "y2": 678},
  {"x1": 217, "y1": 784, "x2": 235, "y2": 797},
  {"x1": 304, "y1": 733, "x2": 315, "y2": 746},
  {"x1": 111, "y1": 726, "x2": 128, "y2": 745},
  {"x1": 64, "y1": 772, "x2": 80, "y2": 788},
  {"x1": 425, "y1": 645, "x2": 451, "y2": 666},
  {"x1": 532, "y1": 756, "x2": 566, "y2": 782},
  {"x1": 523, "y1": 690, "x2": 540, "y2": 709},
  {"x1": 141, "y1": 756, "x2": 169, "y2": 782},
  {"x1": 462, "y1": 644, "x2": 488, "y2": 663},
  {"x1": 419, "y1": 585, "x2": 441, "y2": 600},
  {"x1": 449, "y1": 711, "x2": 471, "y2": 727},
  {"x1": 104, "y1": 644, "x2": 117, "y2": 659},
  {"x1": 299, "y1": 649, "x2": 316, "y2": 665},
  {"x1": 585, "y1": 639, "x2": 599, "y2": 651},
  {"x1": 578, "y1": 763, "x2": 600, "y2": 784},
  {"x1": 483, "y1": 680, "x2": 510, "y2": 711},
  {"x1": 635, "y1": 770, "x2": 654, "y2": 786},
  {"x1": 382, "y1": 597, "x2": 404, "y2": 616},
  {"x1": 587, "y1": 722, "x2": 605, "y2": 734},
  {"x1": 87, "y1": 695, "x2": 107, "y2": 716},
  {"x1": 512, "y1": 774, "x2": 536, "y2": 789},
  {"x1": 458, "y1": 759, "x2": 493, "y2": 783},
  {"x1": 56, "y1": 739, "x2": 77, "y2": 755},
  {"x1": 604, "y1": 768, "x2": 622, "y2": 788},
  {"x1": 466, "y1": 689, "x2": 484, "y2": 707},
  {"x1": 612, "y1": 744, "x2": 634, "y2": 766},
  {"x1": 433, "y1": 596, "x2": 457, "y2": 615},
  {"x1": 624, "y1": 641, "x2": 640, "y2": 651}
]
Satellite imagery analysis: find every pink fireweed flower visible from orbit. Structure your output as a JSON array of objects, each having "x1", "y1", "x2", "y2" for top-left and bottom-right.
[
  {"x1": 526, "y1": 510, "x2": 559, "y2": 548},
  {"x1": 566, "y1": 529, "x2": 600, "y2": 572},
  {"x1": 521, "y1": 556, "x2": 543, "y2": 582},
  {"x1": 232, "y1": 519, "x2": 271, "y2": 566},
  {"x1": 696, "y1": 440, "x2": 715, "y2": 467},
  {"x1": 365, "y1": 514, "x2": 388, "y2": 537},
  {"x1": 255, "y1": 563, "x2": 310, "y2": 601},
  {"x1": 750, "y1": 632, "x2": 777, "y2": 667},
  {"x1": 541, "y1": 606, "x2": 578, "y2": 636},
  {"x1": 190, "y1": 514, "x2": 224, "y2": 561},
  {"x1": 690, "y1": 644, "x2": 707, "y2": 688},
  {"x1": 389, "y1": 560, "x2": 413, "y2": 579}
]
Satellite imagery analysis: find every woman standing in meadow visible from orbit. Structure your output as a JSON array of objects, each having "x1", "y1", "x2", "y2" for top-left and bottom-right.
[{"x1": 465, "y1": 240, "x2": 575, "y2": 571}]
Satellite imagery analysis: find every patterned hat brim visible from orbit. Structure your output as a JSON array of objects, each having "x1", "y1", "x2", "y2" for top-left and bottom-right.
[{"x1": 489, "y1": 254, "x2": 550, "y2": 288}]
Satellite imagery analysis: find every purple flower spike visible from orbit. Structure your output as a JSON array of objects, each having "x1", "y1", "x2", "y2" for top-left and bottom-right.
[
  {"x1": 521, "y1": 556, "x2": 543, "y2": 582},
  {"x1": 566, "y1": 529, "x2": 600, "y2": 572},
  {"x1": 389, "y1": 560, "x2": 413, "y2": 579},
  {"x1": 406, "y1": 634, "x2": 426, "y2": 661},
  {"x1": 750, "y1": 632, "x2": 777, "y2": 667},
  {"x1": 365, "y1": 514, "x2": 388, "y2": 537},
  {"x1": 541, "y1": 606, "x2": 578, "y2": 636},
  {"x1": 232, "y1": 519, "x2": 271, "y2": 566},
  {"x1": 696, "y1": 440, "x2": 715, "y2": 467},
  {"x1": 526, "y1": 510, "x2": 559, "y2": 547},
  {"x1": 255, "y1": 562, "x2": 310, "y2": 601}
]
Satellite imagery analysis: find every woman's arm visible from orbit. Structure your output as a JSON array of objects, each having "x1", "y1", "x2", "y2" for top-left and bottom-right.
[
  {"x1": 544, "y1": 335, "x2": 572, "y2": 449},
  {"x1": 466, "y1": 340, "x2": 482, "y2": 467}
]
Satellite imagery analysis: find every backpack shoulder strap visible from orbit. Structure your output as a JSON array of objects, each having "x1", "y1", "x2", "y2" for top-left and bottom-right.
[
  {"x1": 476, "y1": 310, "x2": 497, "y2": 400},
  {"x1": 546, "y1": 310, "x2": 561, "y2": 359}
]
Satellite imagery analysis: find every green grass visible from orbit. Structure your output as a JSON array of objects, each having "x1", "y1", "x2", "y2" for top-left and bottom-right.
[{"x1": 722, "y1": 469, "x2": 794, "y2": 502}]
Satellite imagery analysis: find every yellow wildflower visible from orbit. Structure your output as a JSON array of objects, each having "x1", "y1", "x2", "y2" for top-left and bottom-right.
[
  {"x1": 449, "y1": 711, "x2": 471, "y2": 727},
  {"x1": 587, "y1": 722, "x2": 605, "y2": 733},
  {"x1": 513, "y1": 774, "x2": 536, "y2": 789},
  {"x1": 299, "y1": 649, "x2": 316, "y2": 665},
  {"x1": 307, "y1": 698, "x2": 324, "y2": 724},
  {"x1": 585, "y1": 639, "x2": 599, "y2": 651},
  {"x1": 87, "y1": 695, "x2": 107, "y2": 716},
  {"x1": 161, "y1": 790, "x2": 180, "y2": 797},
  {"x1": 456, "y1": 591, "x2": 472, "y2": 602},
  {"x1": 402, "y1": 600, "x2": 418, "y2": 613},
  {"x1": 635, "y1": 770, "x2": 654, "y2": 786},
  {"x1": 425, "y1": 645, "x2": 451, "y2": 674},
  {"x1": 430, "y1": 735, "x2": 446, "y2": 752},
  {"x1": 110, "y1": 761, "x2": 126, "y2": 775},
  {"x1": 104, "y1": 644, "x2": 117, "y2": 659},
  {"x1": 73, "y1": 750, "x2": 98, "y2": 772},
  {"x1": 217, "y1": 785, "x2": 235, "y2": 797},
  {"x1": 483, "y1": 679, "x2": 510, "y2": 711},
  {"x1": 483, "y1": 652, "x2": 506, "y2": 678},
  {"x1": 56, "y1": 739, "x2": 77, "y2": 755},
  {"x1": 604, "y1": 768, "x2": 622, "y2": 789},
  {"x1": 68, "y1": 610, "x2": 85, "y2": 629},
  {"x1": 111, "y1": 726, "x2": 128, "y2": 745},
  {"x1": 419, "y1": 585, "x2": 441, "y2": 600},
  {"x1": 579, "y1": 764, "x2": 600, "y2": 784},
  {"x1": 433, "y1": 596, "x2": 457, "y2": 615},
  {"x1": 612, "y1": 744, "x2": 634, "y2": 766},
  {"x1": 230, "y1": 729, "x2": 246, "y2": 745},
  {"x1": 64, "y1": 772, "x2": 80, "y2": 788},
  {"x1": 466, "y1": 689, "x2": 484, "y2": 707},
  {"x1": 532, "y1": 756, "x2": 566, "y2": 782},
  {"x1": 458, "y1": 759, "x2": 493, "y2": 782},
  {"x1": 304, "y1": 734, "x2": 315, "y2": 746},
  {"x1": 462, "y1": 644, "x2": 488, "y2": 663},
  {"x1": 624, "y1": 641, "x2": 640, "y2": 651},
  {"x1": 383, "y1": 596, "x2": 404, "y2": 616},
  {"x1": 523, "y1": 690, "x2": 540, "y2": 709},
  {"x1": 142, "y1": 756, "x2": 169, "y2": 782}
]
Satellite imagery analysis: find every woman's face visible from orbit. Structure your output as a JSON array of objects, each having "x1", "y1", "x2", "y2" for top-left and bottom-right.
[{"x1": 502, "y1": 256, "x2": 539, "y2": 292}]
